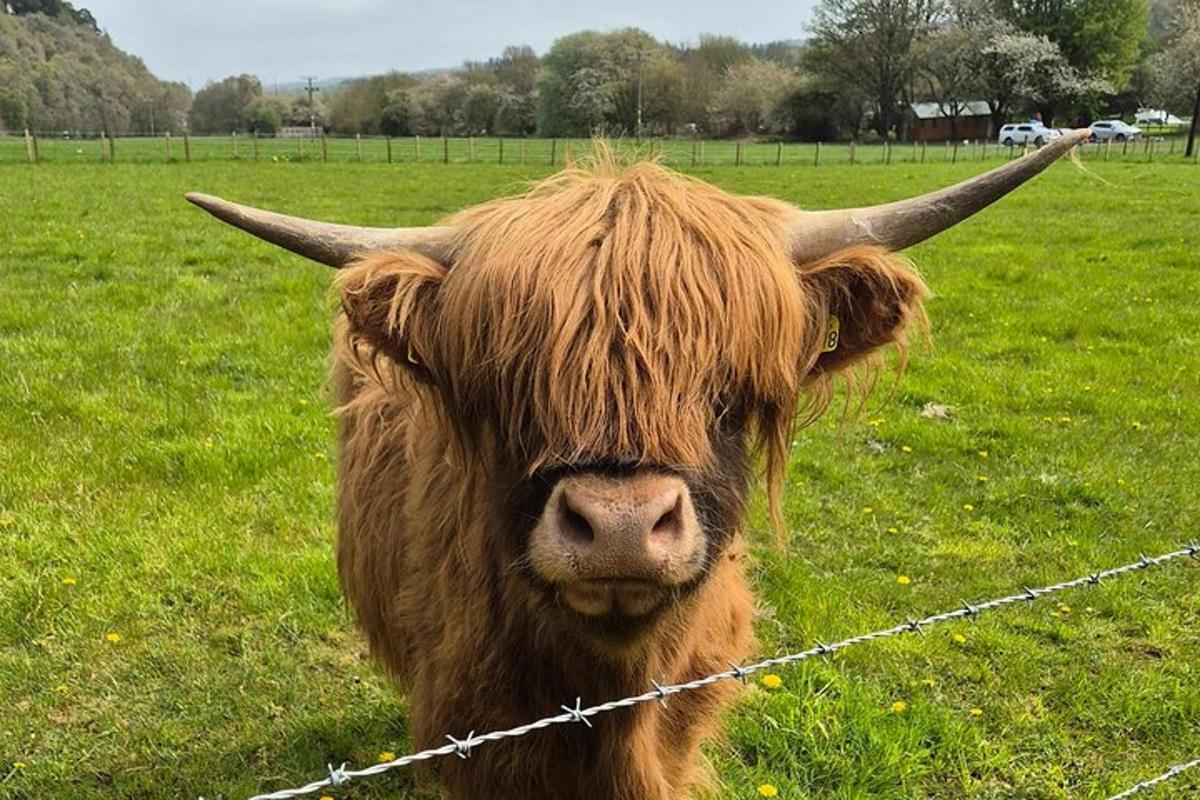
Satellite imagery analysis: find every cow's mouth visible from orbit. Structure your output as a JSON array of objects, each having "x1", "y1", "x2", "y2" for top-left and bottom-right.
[{"x1": 559, "y1": 578, "x2": 670, "y2": 619}]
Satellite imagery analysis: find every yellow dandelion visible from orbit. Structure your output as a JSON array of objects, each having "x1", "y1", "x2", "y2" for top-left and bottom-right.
[
  {"x1": 1059, "y1": 416, "x2": 1072, "y2": 424},
  {"x1": 299, "y1": 399, "x2": 311, "y2": 407},
  {"x1": 976, "y1": 475, "x2": 988, "y2": 482},
  {"x1": 887, "y1": 526, "x2": 899, "y2": 534},
  {"x1": 901, "y1": 445, "x2": 913, "y2": 453},
  {"x1": 1058, "y1": 604, "x2": 1071, "y2": 613},
  {"x1": 0, "y1": 512, "x2": 14, "y2": 527},
  {"x1": 1042, "y1": 416, "x2": 1053, "y2": 422},
  {"x1": 1049, "y1": 611, "x2": 1061, "y2": 618},
  {"x1": 861, "y1": 506, "x2": 874, "y2": 515},
  {"x1": 313, "y1": 452, "x2": 327, "y2": 461},
  {"x1": 13, "y1": 761, "x2": 26, "y2": 769},
  {"x1": 62, "y1": 576, "x2": 77, "y2": 586},
  {"x1": 757, "y1": 784, "x2": 779, "y2": 797},
  {"x1": 896, "y1": 575, "x2": 911, "y2": 585},
  {"x1": 952, "y1": 633, "x2": 967, "y2": 644},
  {"x1": 891, "y1": 700, "x2": 908, "y2": 713},
  {"x1": 868, "y1": 418, "x2": 883, "y2": 427},
  {"x1": 54, "y1": 684, "x2": 68, "y2": 694},
  {"x1": 204, "y1": 439, "x2": 214, "y2": 449},
  {"x1": 378, "y1": 751, "x2": 396, "y2": 763},
  {"x1": 760, "y1": 674, "x2": 783, "y2": 690},
  {"x1": 1117, "y1": 478, "x2": 1126, "y2": 486},
  {"x1": 1066, "y1": 539, "x2": 1079, "y2": 547},
  {"x1": 977, "y1": 450, "x2": 988, "y2": 458},
  {"x1": 920, "y1": 678, "x2": 936, "y2": 687},
  {"x1": 320, "y1": 797, "x2": 334, "y2": 800},
  {"x1": 969, "y1": 708, "x2": 983, "y2": 716},
  {"x1": 962, "y1": 503, "x2": 975, "y2": 512},
  {"x1": 104, "y1": 632, "x2": 122, "y2": 643}
]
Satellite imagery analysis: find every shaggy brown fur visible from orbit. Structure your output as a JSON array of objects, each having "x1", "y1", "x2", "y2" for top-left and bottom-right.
[{"x1": 332, "y1": 155, "x2": 927, "y2": 799}]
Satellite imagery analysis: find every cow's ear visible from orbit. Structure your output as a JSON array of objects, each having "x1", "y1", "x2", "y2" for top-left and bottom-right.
[
  {"x1": 797, "y1": 245, "x2": 929, "y2": 378},
  {"x1": 335, "y1": 250, "x2": 447, "y2": 382}
]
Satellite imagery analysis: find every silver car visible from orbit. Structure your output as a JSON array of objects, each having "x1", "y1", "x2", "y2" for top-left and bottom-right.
[{"x1": 1088, "y1": 120, "x2": 1141, "y2": 142}]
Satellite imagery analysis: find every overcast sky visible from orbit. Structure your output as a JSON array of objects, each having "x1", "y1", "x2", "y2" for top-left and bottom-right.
[{"x1": 83, "y1": 0, "x2": 818, "y2": 90}]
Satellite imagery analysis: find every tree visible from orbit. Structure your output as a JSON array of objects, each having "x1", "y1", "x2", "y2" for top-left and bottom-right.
[
  {"x1": 0, "y1": 86, "x2": 27, "y2": 130},
  {"x1": 915, "y1": 21, "x2": 984, "y2": 137},
  {"x1": 1144, "y1": 0, "x2": 1200, "y2": 155},
  {"x1": 461, "y1": 83, "x2": 505, "y2": 134},
  {"x1": 990, "y1": 0, "x2": 1149, "y2": 88},
  {"x1": 809, "y1": 0, "x2": 944, "y2": 137},
  {"x1": 189, "y1": 74, "x2": 263, "y2": 133},
  {"x1": 495, "y1": 91, "x2": 537, "y2": 135},
  {"x1": 379, "y1": 89, "x2": 414, "y2": 136},
  {"x1": 708, "y1": 59, "x2": 801, "y2": 136},
  {"x1": 678, "y1": 35, "x2": 753, "y2": 130}
]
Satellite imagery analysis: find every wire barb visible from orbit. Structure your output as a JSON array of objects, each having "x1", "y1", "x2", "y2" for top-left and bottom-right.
[
  {"x1": 1104, "y1": 756, "x2": 1200, "y2": 799},
  {"x1": 246, "y1": 545, "x2": 1197, "y2": 800}
]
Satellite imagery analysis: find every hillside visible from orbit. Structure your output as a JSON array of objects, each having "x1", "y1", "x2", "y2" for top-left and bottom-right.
[{"x1": 0, "y1": 4, "x2": 188, "y2": 134}]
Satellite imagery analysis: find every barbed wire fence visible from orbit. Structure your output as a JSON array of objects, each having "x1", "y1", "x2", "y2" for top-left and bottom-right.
[{"x1": 236, "y1": 544, "x2": 1199, "y2": 800}]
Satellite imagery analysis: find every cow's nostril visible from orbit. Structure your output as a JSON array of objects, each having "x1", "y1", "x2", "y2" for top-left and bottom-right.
[
  {"x1": 558, "y1": 495, "x2": 595, "y2": 545},
  {"x1": 651, "y1": 495, "x2": 682, "y2": 537}
]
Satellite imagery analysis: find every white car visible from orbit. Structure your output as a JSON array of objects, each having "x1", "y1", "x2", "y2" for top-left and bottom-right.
[
  {"x1": 998, "y1": 122, "x2": 1062, "y2": 147},
  {"x1": 1088, "y1": 120, "x2": 1141, "y2": 142}
]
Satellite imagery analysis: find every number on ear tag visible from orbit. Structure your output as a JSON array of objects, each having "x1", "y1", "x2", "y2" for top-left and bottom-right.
[{"x1": 822, "y1": 315, "x2": 840, "y2": 353}]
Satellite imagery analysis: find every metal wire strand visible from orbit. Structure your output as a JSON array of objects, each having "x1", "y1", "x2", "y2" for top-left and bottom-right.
[
  {"x1": 247, "y1": 544, "x2": 1199, "y2": 800},
  {"x1": 1105, "y1": 757, "x2": 1200, "y2": 799}
]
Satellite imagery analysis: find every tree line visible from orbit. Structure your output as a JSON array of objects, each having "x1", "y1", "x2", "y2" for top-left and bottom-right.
[{"x1": 3, "y1": 0, "x2": 1198, "y2": 145}]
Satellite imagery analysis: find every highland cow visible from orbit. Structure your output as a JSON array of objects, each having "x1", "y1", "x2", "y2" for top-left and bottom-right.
[{"x1": 188, "y1": 132, "x2": 1086, "y2": 800}]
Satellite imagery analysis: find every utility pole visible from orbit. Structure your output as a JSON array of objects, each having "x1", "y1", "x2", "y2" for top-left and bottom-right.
[{"x1": 302, "y1": 76, "x2": 320, "y2": 134}]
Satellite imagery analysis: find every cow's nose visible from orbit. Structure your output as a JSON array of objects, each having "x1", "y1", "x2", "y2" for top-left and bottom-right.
[{"x1": 528, "y1": 472, "x2": 706, "y2": 593}]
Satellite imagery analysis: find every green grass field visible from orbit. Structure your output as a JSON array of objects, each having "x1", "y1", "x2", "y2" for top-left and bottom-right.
[{"x1": 1, "y1": 154, "x2": 1198, "y2": 799}]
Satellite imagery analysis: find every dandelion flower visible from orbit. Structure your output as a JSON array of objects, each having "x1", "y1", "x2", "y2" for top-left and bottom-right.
[
  {"x1": 977, "y1": 450, "x2": 988, "y2": 458},
  {"x1": 62, "y1": 576, "x2": 77, "y2": 586},
  {"x1": 1066, "y1": 539, "x2": 1078, "y2": 547},
  {"x1": 868, "y1": 418, "x2": 883, "y2": 427},
  {"x1": 920, "y1": 679, "x2": 936, "y2": 687},
  {"x1": 861, "y1": 507, "x2": 874, "y2": 515},
  {"x1": 896, "y1": 575, "x2": 911, "y2": 585},
  {"x1": 378, "y1": 751, "x2": 396, "y2": 763},
  {"x1": 760, "y1": 674, "x2": 783, "y2": 690},
  {"x1": 0, "y1": 512, "x2": 14, "y2": 527},
  {"x1": 757, "y1": 784, "x2": 779, "y2": 797},
  {"x1": 901, "y1": 445, "x2": 913, "y2": 453},
  {"x1": 962, "y1": 503, "x2": 975, "y2": 512},
  {"x1": 104, "y1": 632, "x2": 122, "y2": 643},
  {"x1": 969, "y1": 708, "x2": 983, "y2": 716},
  {"x1": 952, "y1": 633, "x2": 967, "y2": 644},
  {"x1": 204, "y1": 439, "x2": 214, "y2": 449},
  {"x1": 313, "y1": 452, "x2": 327, "y2": 461},
  {"x1": 891, "y1": 700, "x2": 908, "y2": 713},
  {"x1": 13, "y1": 761, "x2": 27, "y2": 769},
  {"x1": 976, "y1": 475, "x2": 988, "y2": 482},
  {"x1": 54, "y1": 684, "x2": 68, "y2": 694},
  {"x1": 887, "y1": 526, "x2": 899, "y2": 534}
]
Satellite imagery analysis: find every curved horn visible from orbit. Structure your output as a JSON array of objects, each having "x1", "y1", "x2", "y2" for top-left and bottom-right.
[
  {"x1": 788, "y1": 129, "x2": 1089, "y2": 264},
  {"x1": 185, "y1": 192, "x2": 453, "y2": 267}
]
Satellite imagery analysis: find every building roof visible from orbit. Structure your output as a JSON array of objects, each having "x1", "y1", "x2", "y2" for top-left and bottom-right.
[{"x1": 909, "y1": 101, "x2": 992, "y2": 119}]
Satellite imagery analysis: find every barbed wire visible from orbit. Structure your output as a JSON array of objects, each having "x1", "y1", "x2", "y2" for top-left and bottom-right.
[
  {"x1": 1106, "y1": 757, "x2": 1200, "y2": 799},
  {"x1": 247, "y1": 544, "x2": 1198, "y2": 800}
]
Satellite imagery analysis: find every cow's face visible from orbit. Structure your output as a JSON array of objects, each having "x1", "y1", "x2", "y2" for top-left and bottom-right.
[{"x1": 336, "y1": 164, "x2": 927, "y2": 647}]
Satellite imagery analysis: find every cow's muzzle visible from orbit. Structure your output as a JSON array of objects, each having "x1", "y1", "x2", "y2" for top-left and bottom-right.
[{"x1": 527, "y1": 471, "x2": 706, "y2": 619}]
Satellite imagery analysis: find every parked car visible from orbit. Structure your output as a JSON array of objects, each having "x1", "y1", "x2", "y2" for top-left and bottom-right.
[
  {"x1": 1134, "y1": 109, "x2": 1184, "y2": 127},
  {"x1": 1088, "y1": 120, "x2": 1141, "y2": 142},
  {"x1": 998, "y1": 122, "x2": 1062, "y2": 146}
]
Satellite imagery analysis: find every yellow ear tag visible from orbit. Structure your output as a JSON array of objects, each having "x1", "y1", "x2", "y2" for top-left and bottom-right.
[
  {"x1": 406, "y1": 341, "x2": 422, "y2": 367},
  {"x1": 822, "y1": 315, "x2": 841, "y2": 353}
]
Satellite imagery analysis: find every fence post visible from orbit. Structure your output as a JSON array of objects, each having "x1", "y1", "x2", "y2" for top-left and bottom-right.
[
  {"x1": 849, "y1": 140, "x2": 856, "y2": 165},
  {"x1": 184, "y1": 132, "x2": 191, "y2": 162},
  {"x1": 24, "y1": 128, "x2": 36, "y2": 163},
  {"x1": 322, "y1": 132, "x2": 328, "y2": 162},
  {"x1": 814, "y1": 140, "x2": 821, "y2": 166},
  {"x1": 885, "y1": 141, "x2": 892, "y2": 164},
  {"x1": 415, "y1": 135, "x2": 421, "y2": 162},
  {"x1": 498, "y1": 137, "x2": 504, "y2": 164},
  {"x1": 952, "y1": 141, "x2": 959, "y2": 163},
  {"x1": 1022, "y1": 142, "x2": 1030, "y2": 157},
  {"x1": 1147, "y1": 138, "x2": 1154, "y2": 162},
  {"x1": 297, "y1": 135, "x2": 304, "y2": 159},
  {"x1": 776, "y1": 140, "x2": 783, "y2": 166},
  {"x1": 519, "y1": 139, "x2": 525, "y2": 164},
  {"x1": 468, "y1": 136, "x2": 475, "y2": 162},
  {"x1": 1121, "y1": 139, "x2": 1128, "y2": 157},
  {"x1": 99, "y1": 131, "x2": 107, "y2": 162},
  {"x1": 164, "y1": 132, "x2": 172, "y2": 161},
  {"x1": 1169, "y1": 137, "x2": 1175, "y2": 157},
  {"x1": 920, "y1": 141, "x2": 927, "y2": 163},
  {"x1": 443, "y1": 135, "x2": 450, "y2": 164},
  {"x1": 698, "y1": 139, "x2": 704, "y2": 165},
  {"x1": 108, "y1": 131, "x2": 115, "y2": 161},
  {"x1": 981, "y1": 138, "x2": 987, "y2": 160},
  {"x1": 386, "y1": 136, "x2": 393, "y2": 163},
  {"x1": 691, "y1": 138, "x2": 697, "y2": 167},
  {"x1": 356, "y1": 133, "x2": 363, "y2": 161},
  {"x1": 550, "y1": 138, "x2": 556, "y2": 165}
]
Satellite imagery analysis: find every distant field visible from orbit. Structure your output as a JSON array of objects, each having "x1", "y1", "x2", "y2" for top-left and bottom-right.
[
  {"x1": 1, "y1": 132, "x2": 1196, "y2": 167},
  {"x1": 1, "y1": 154, "x2": 1198, "y2": 799}
]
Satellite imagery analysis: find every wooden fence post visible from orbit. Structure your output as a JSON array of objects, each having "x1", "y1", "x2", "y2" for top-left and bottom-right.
[
  {"x1": 921, "y1": 141, "x2": 927, "y2": 163},
  {"x1": 99, "y1": 131, "x2": 107, "y2": 162},
  {"x1": 550, "y1": 138, "x2": 557, "y2": 165},
  {"x1": 468, "y1": 136, "x2": 475, "y2": 162},
  {"x1": 108, "y1": 131, "x2": 115, "y2": 161},
  {"x1": 885, "y1": 141, "x2": 892, "y2": 164},
  {"x1": 519, "y1": 139, "x2": 526, "y2": 164},
  {"x1": 322, "y1": 132, "x2": 329, "y2": 162},
  {"x1": 164, "y1": 132, "x2": 172, "y2": 161},
  {"x1": 952, "y1": 141, "x2": 959, "y2": 163},
  {"x1": 386, "y1": 136, "x2": 393, "y2": 163},
  {"x1": 698, "y1": 140, "x2": 704, "y2": 165},
  {"x1": 1147, "y1": 138, "x2": 1154, "y2": 162},
  {"x1": 231, "y1": 131, "x2": 237, "y2": 160},
  {"x1": 443, "y1": 135, "x2": 449, "y2": 164},
  {"x1": 415, "y1": 135, "x2": 421, "y2": 162},
  {"x1": 1121, "y1": 139, "x2": 1128, "y2": 157},
  {"x1": 776, "y1": 140, "x2": 783, "y2": 166},
  {"x1": 356, "y1": 133, "x2": 363, "y2": 161},
  {"x1": 690, "y1": 139, "x2": 697, "y2": 167},
  {"x1": 24, "y1": 129, "x2": 36, "y2": 163},
  {"x1": 252, "y1": 130, "x2": 259, "y2": 162},
  {"x1": 981, "y1": 139, "x2": 987, "y2": 160},
  {"x1": 498, "y1": 137, "x2": 504, "y2": 164},
  {"x1": 814, "y1": 140, "x2": 821, "y2": 166},
  {"x1": 849, "y1": 140, "x2": 856, "y2": 165},
  {"x1": 184, "y1": 132, "x2": 191, "y2": 162}
]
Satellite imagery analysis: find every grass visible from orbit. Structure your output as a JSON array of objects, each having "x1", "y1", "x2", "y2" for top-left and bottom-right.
[{"x1": 1, "y1": 154, "x2": 1198, "y2": 799}]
